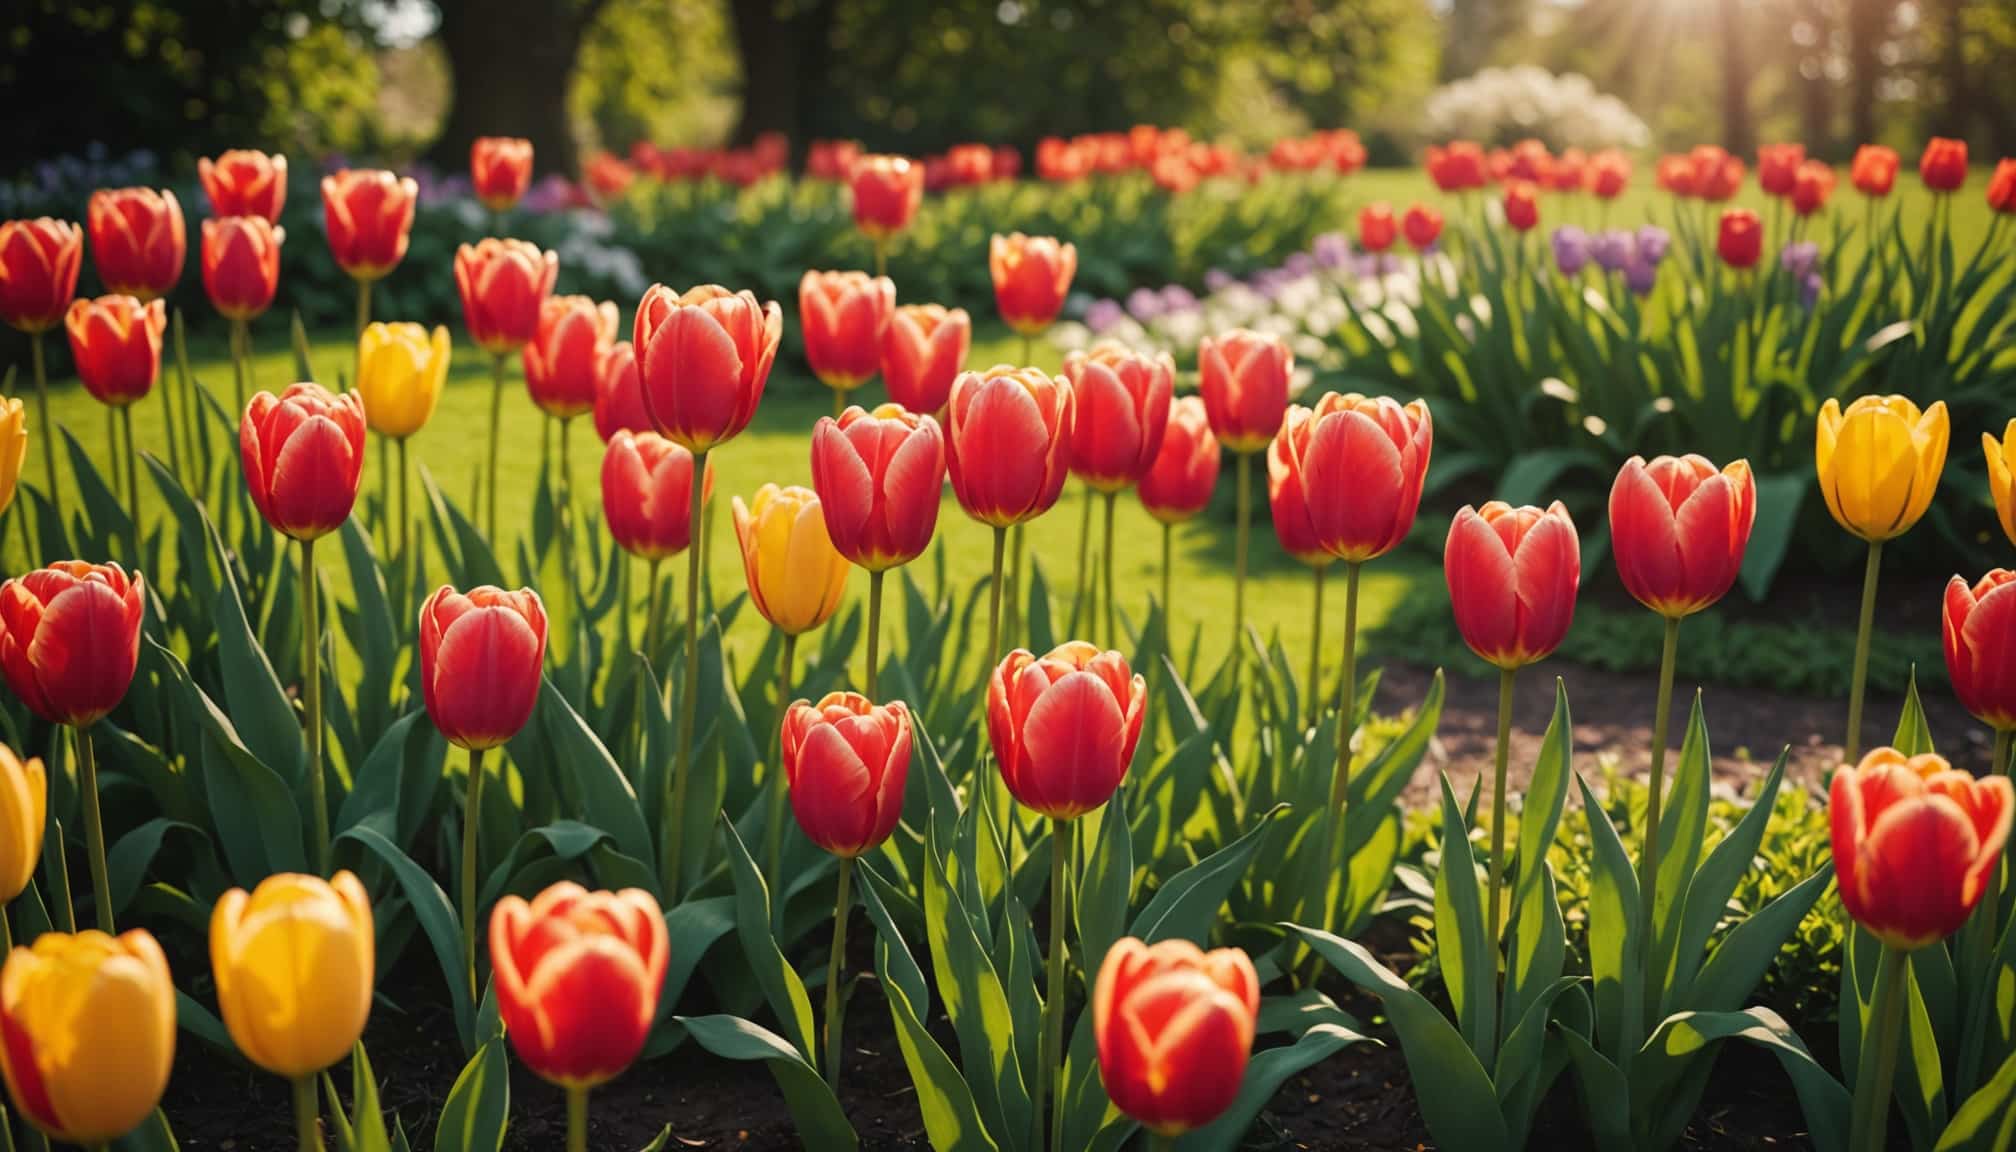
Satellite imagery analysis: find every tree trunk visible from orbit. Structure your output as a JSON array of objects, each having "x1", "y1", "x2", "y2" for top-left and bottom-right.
[
  {"x1": 1846, "y1": 0, "x2": 1888, "y2": 145},
  {"x1": 1716, "y1": 0, "x2": 1754, "y2": 157},
  {"x1": 431, "y1": 0, "x2": 607, "y2": 177},
  {"x1": 728, "y1": 0, "x2": 840, "y2": 154},
  {"x1": 1936, "y1": 0, "x2": 1971, "y2": 139}
]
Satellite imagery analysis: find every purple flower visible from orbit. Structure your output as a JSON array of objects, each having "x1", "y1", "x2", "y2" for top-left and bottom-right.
[
  {"x1": 520, "y1": 173, "x2": 577, "y2": 214},
  {"x1": 1590, "y1": 230, "x2": 1634, "y2": 274},
  {"x1": 1085, "y1": 298, "x2": 1126, "y2": 333},
  {"x1": 1635, "y1": 225, "x2": 1671, "y2": 265},
  {"x1": 1779, "y1": 241, "x2": 1820, "y2": 282},
  {"x1": 1159, "y1": 284, "x2": 1199, "y2": 313},
  {"x1": 1311, "y1": 231, "x2": 1352, "y2": 269},
  {"x1": 1204, "y1": 268, "x2": 1237, "y2": 293},
  {"x1": 1801, "y1": 271, "x2": 1824, "y2": 309},
  {"x1": 1552, "y1": 227, "x2": 1591, "y2": 276},
  {"x1": 1126, "y1": 287, "x2": 1165, "y2": 321},
  {"x1": 1624, "y1": 256, "x2": 1660, "y2": 296},
  {"x1": 1283, "y1": 252, "x2": 1317, "y2": 278}
]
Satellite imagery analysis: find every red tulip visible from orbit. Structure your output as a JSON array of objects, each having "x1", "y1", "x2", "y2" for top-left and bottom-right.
[
  {"x1": 593, "y1": 341, "x2": 653, "y2": 443},
  {"x1": 1944, "y1": 570, "x2": 2016, "y2": 732},
  {"x1": 1590, "y1": 149, "x2": 1631, "y2": 199},
  {"x1": 987, "y1": 642, "x2": 1144, "y2": 820},
  {"x1": 944, "y1": 365, "x2": 1075, "y2": 527},
  {"x1": 524, "y1": 296, "x2": 618, "y2": 421},
  {"x1": 1655, "y1": 154, "x2": 1699, "y2": 198},
  {"x1": 1716, "y1": 208, "x2": 1763, "y2": 269},
  {"x1": 1402, "y1": 203, "x2": 1443, "y2": 251},
  {"x1": 0, "y1": 219, "x2": 83, "y2": 335},
  {"x1": 632, "y1": 283, "x2": 782, "y2": 454},
  {"x1": 471, "y1": 137, "x2": 534, "y2": 214},
  {"x1": 1357, "y1": 203, "x2": 1397, "y2": 254},
  {"x1": 1758, "y1": 143, "x2": 1805, "y2": 198},
  {"x1": 419, "y1": 585, "x2": 548, "y2": 750},
  {"x1": 990, "y1": 233, "x2": 1076, "y2": 335},
  {"x1": 1445, "y1": 501, "x2": 1580, "y2": 670},
  {"x1": 1198, "y1": 329, "x2": 1291, "y2": 454},
  {"x1": 1425, "y1": 142, "x2": 1488, "y2": 192},
  {"x1": 86, "y1": 189, "x2": 184, "y2": 300},
  {"x1": 198, "y1": 151, "x2": 287, "y2": 222},
  {"x1": 239, "y1": 382, "x2": 367, "y2": 541},
  {"x1": 1988, "y1": 159, "x2": 2016, "y2": 215},
  {"x1": 1549, "y1": 148, "x2": 1589, "y2": 193},
  {"x1": 810, "y1": 404, "x2": 944, "y2": 570},
  {"x1": 1851, "y1": 145, "x2": 1900, "y2": 197},
  {"x1": 454, "y1": 239, "x2": 558, "y2": 356},
  {"x1": 1293, "y1": 392, "x2": 1433, "y2": 563},
  {"x1": 201, "y1": 216, "x2": 283, "y2": 322},
  {"x1": 781, "y1": 692, "x2": 912, "y2": 858},
  {"x1": 1920, "y1": 137, "x2": 1969, "y2": 192},
  {"x1": 64, "y1": 296, "x2": 166, "y2": 407},
  {"x1": 1830, "y1": 748, "x2": 2012, "y2": 950},
  {"x1": 490, "y1": 882, "x2": 667, "y2": 1088},
  {"x1": 0, "y1": 562, "x2": 145, "y2": 727},
  {"x1": 880, "y1": 303, "x2": 970, "y2": 417},
  {"x1": 1503, "y1": 181, "x2": 1540, "y2": 231},
  {"x1": 1094, "y1": 937, "x2": 1259, "y2": 1136},
  {"x1": 601, "y1": 431, "x2": 713, "y2": 562},
  {"x1": 1138, "y1": 396, "x2": 1219, "y2": 523},
  {"x1": 799, "y1": 270, "x2": 895, "y2": 392},
  {"x1": 1062, "y1": 342, "x2": 1174, "y2": 492},
  {"x1": 321, "y1": 169, "x2": 418, "y2": 282},
  {"x1": 1792, "y1": 162, "x2": 1836, "y2": 217},
  {"x1": 1609, "y1": 455, "x2": 1755, "y2": 619},
  {"x1": 1267, "y1": 408, "x2": 1330, "y2": 567},
  {"x1": 584, "y1": 153, "x2": 636, "y2": 203},
  {"x1": 1691, "y1": 146, "x2": 1745, "y2": 201},
  {"x1": 850, "y1": 155, "x2": 924, "y2": 239}
]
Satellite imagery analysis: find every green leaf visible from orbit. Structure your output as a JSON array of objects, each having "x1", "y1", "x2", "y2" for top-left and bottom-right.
[
  {"x1": 1558, "y1": 1026, "x2": 1634, "y2": 1152},
  {"x1": 923, "y1": 811, "x2": 1033, "y2": 1151},
  {"x1": 645, "y1": 896, "x2": 736, "y2": 1058},
  {"x1": 537, "y1": 680, "x2": 656, "y2": 884},
  {"x1": 1893, "y1": 670, "x2": 1937, "y2": 757},
  {"x1": 1669, "y1": 750, "x2": 1791, "y2": 1004},
  {"x1": 1631, "y1": 1009, "x2": 1849, "y2": 1152},
  {"x1": 1177, "y1": 1022, "x2": 1368, "y2": 1152},
  {"x1": 336, "y1": 1042, "x2": 393, "y2": 1152},
  {"x1": 719, "y1": 812, "x2": 817, "y2": 1062},
  {"x1": 339, "y1": 823, "x2": 476, "y2": 1054},
  {"x1": 1131, "y1": 804, "x2": 1285, "y2": 945},
  {"x1": 153, "y1": 640, "x2": 308, "y2": 878},
  {"x1": 214, "y1": 542, "x2": 308, "y2": 795},
  {"x1": 1692, "y1": 866, "x2": 1834, "y2": 1014},
  {"x1": 1937, "y1": 1046, "x2": 2016, "y2": 1151},
  {"x1": 677, "y1": 1015, "x2": 859, "y2": 1151},
  {"x1": 1577, "y1": 773, "x2": 1643, "y2": 1062},
  {"x1": 1076, "y1": 787, "x2": 1133, "y2": 977},
  {"x1": 1648, "y1": 695, "x2": 1712, "y2": 1007},
  {"x1": 434, "y1": 1040, "x2": 508, "y2": 1152},
  {"x1": 112, "y1": 1109, "x2": 180, "y2": 1152},
  {"x1": 1737, "y1": 473, "x2": 1806, "y2": 600},
  {"x1": 1433, "y1": 772, "x2": 1495, "y2": 1065},
  {"x1": 107, "y1": 819, "x2": 222, "y2": 916},
  {"x1": 1510, "y1": 679, "x2": 1571, "y2": 918}
]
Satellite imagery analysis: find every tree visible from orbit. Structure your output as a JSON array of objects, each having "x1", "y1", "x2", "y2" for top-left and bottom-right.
[
  {"x1": 1718, "y1": 0, "x2": 1755, "y2": 157},
  {"x1": 726, "y1": 0, "x2": 840, "y2": 151},
  {"x1": 1845, "y1": 0, "x2": 1890, "y2": 144},
  {"x1": 429, "y1": 0, "x2": 610, "y2": 176}
]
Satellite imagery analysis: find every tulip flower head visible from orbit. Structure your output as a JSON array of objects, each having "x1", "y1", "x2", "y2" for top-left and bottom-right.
[
  {"x1": 198, "y1": 150, "x2": 288, "y2": 221},
  {"x1": 732, "y1": 484, "x2": 851, "y2": 635},
  {"x1": 525, "y1": 295, "x2": 619, "y2": 420},
  {"x1": 210, "y1": 872, "x2": 373, "y2": 1078},
  {"x1": 1357, "y1": 202, "x2": 1397, "y2": 253},
  {"x1": 944, "y1": 365, "x2": 1076, "y2": 527},
  {"x1": 86, "y1": 188, "x2": 185, "y2": 300},
  {"x1": 1502, "y1": 181, "x2": 1540, "y2": 231},
  {"x1": 1286, "y1": 391, "x2": 1434, "y2": 563},
  {"x1": 1943, "y1": 570, "x2": 2016, "y2": 732},
  {"x1": 0, "y1": 928, "x2": 174, "y2": 1144},
  {"x1": 601, "y1": 430, "x2": 713, "y2": 561},
  {"x1": 490, "y1": 882, "x2": 668, "y2": 1089},
  {"x1": 1609, "y1": 455, "x2": 1756, "y2": 618},
  {"x1": 782, "y1": 692, "x2": 913, "y2": 857},
  {"x1": 633, "y1": 283, "x2": 782, "y2": 453},
  {"x1": 200, "y1": 215, "x2": 284, "y2": 322},
  {"x1": 1758, "y1": 143, "x2": 1805, "y2": 198},
  {"x1": 1590, "y1": 149, "x2": 1631, "y2": 198},
  {"x1": 1138, "y1": 395, "x2": 1221, "y2": 523},
  {"x1": 1198, "y1": 328, "x2": 1292, "y2": 454},
  {"x1": 1402, "y1": 202, "x2": 1444, "y2": 250},
  {"x1": 799, "y1": 270, "x2": 896, "y2": 392},
  {"x1": 240, "y1": 382, "x2": 367, "y2": 541},
  {"x1": 593, "y1": 340, "x2": 654, "y2": 443},
  {"x1": 0, "y1": 561, "x2": 145, "y2": 727},
  {"x1": 810, "y1": 403, "x2": 945, "y2": 570},
  {"x1": 356, "y1": 322, "x2": 450, "y2": 439},
  {"x1": 850, "y1": 154, "x2": 925, "y2": 239},
  {"x1": 1716, "y1": 208, "x2": 1763, "y2": 269},
  {"x1": 1830, "y1": 748, "x2": 2011, "y2": 951},
  {"x1": 1985, "y1": 420, "x2": 2016, "y2": 549},
  {"x1": 1425, "y1": 142, "x2": 1488, "y2": 191},
  {"x1": 988, "y1": 641, "x2": 1145, "y2": 820},
  {"x1": 1062, "y1": 341, "x2": 1175, "y2": 492},
  {"x1": 455, "y1": 238, "x2": 558, "y2": 355},
  {"x1": 322, "y1": 168, "x2": 419, "y2": 282},
  {"x1": 990, "y1": 232, "x2": 1077, "y2": 335},
  {"x1": 419, "y1": 585, "x2": 549, "y2": 751},
  {"x1": 1814, "y1": 395, "x2": 1948, "y2": 542},
  {"x1": 0, "y1": 218, "x2": 83, "y2": 334},
  {"x1": 471, "y1": 137, "x2": 535, "y2": 213},
  {"x1": 0, "y1": 744, "x2": 45, "y2": 903},
  {"x1": 1920, "y1": 137, "x2": 1969, "y2": 192},
  {"x1": 1691, "y1": 146, "x2": 1745, "y2": 200},
  {"x1": 1851, "y1": 145, "x2": 1900, "y2": 197},
  {"x1": 1445, "y1": 501, "x2": 1580, "y2": 670},
  {"x1": 0, "y1": 397, "x2": 22, "y2": 518},
  {"x1": 1655, "y1": 154, "x2": 1699, "y2": 198},
  {"x1": 1093, "y1": 937, "x2": 1259, "y2": 1136},
  {"x1": 65, "y1": 295, "x2": 166, "y2": 406},
  {"x1": 880, "y1": 303, "x2": 970, "y2": 417},
  {"x1": 1267, "y1": 407, "x2": 1331, "y2": 567},
  {"x1": 1792, "y1": 161, "x2": 1836, "y2": 217},
  {"x1": 1989, "y1": 159, "x2": 2016, "y2": 215}
]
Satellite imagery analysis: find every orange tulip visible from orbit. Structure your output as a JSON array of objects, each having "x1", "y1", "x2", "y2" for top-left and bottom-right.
[
  {"x1": 1357, "y1": 202, "x2": 1397, "y2": 253},
  {"x1": 1758, "y1": 143, "x2": 1805, "y2": 198},
  {"x1": 1944, "y1": 570, "x2": 2016, "y2": 732},
  {"x1": 593, "y1": 341, "x2": 653, "y2": 443},
  {"x1": 601, "y1": 431, "x2": 712, "y2": 562},
  {"x1": 490, "y1": 882, "x2": 667, "y2": 1089},
  {"x1": 1830, "y1": 748, "x2": 2011, "y2": 950},
  {"x1": 799, "y1": 270, "x2": 895, "y2": 392},
  {"x1": 987, "y1": 642, "x2": 1144, "y2": 819},
  {"x1": 200, "y1": 216, "x2": 283, "y2": 322},
  {"x1": 1062, "y1": 341, "x2": 1174, "y2": 492},
  {"x1": 1691, "y1": 146, "x2": 1745, "y2": 200},
  {"x1": 1093, "y1": 937, "x2": 1259, "y2": 1137},
  {"x1": 1285, "y1": 392, "x2": 1433, "y2": 563},
  {"x1": 990, "y1": 233, "x2": 1076, "y2": 335},
  {"x1": 1792, "y1": 161, "x2": 1836, "y2": 217},
  {"x1": 1267, "y1": 407, "x2": 1331, "y2": 567},
  {"x1": 944, "y1": 365, "x2": 1075, "y2": 527},
  {"x1": 1589, "y1": 149, "x2": 1631, "y2": 198},
  {"x1": 1655, "y1": 154, "x2": 1698, "y2": 198},
  {"x1": 419, "y1": 585, "x2": 549, "y2": 750},
  {"x1": 850, "y1": 155, "x2": 924, "y2": 239},
  {"x1": 781, "y1": 692, "x2": 913, "y2": 857},
  {"x1": 240, "y1": 382, "x2": 367, "y2": 541},
  {"x1": 0, "y1": 562, "x2": 145, "y2": 727},
  {"x1": 1608, "y1": 455, "x2": 1755, "y2": 619},
  {"x1": 454, "y1": 238, "x2": 558, "y2": 355},
  {"x1": 880, "y1": 303, "x2": 970, "y2": 417},
  {"x1": 632, "y1": 283, "x2": 782, "y2": 454},
  {"x1": 1717, "y1": 208, "x2": 1763, "y2": 269},
  {"x1": 198, "y1": 150, "x2": 287, "y2": 221},
  {"x1": 810, "y1": 404, "x2": 944, "y2": 570},
  {"x1": 1445, "y1": 502, "x2": 1580, "y2": 670},
  {"x1": 1920, "y1": 137, "x2": 1969, "y2": 192},
  {"x1": 321, "y1": 169, "x2": 419, "y2": 282},
  {"x1": 64, "y1": 295, "x2": 166, "y2": 407},
  {"x1": 1502, "y1": 181, "x2": 1540, "y2": 231},
  {"x1": 1851, "y1": 145, "x2": 1900, "y2": 197},
  {"x1": 1198, "y1": 328, "x2": 1291, "y2": 454},
  {"x1": 86, "y1": 188, "x2": 184, "y2": 300},
  {"x1": 0, "y1": 218, "x2": 83, "y2": 334},
  {"x1": 524, "y1": 296, "x2": 619, "y2": 420},
  {"x1": 471, "y1": 137, "x2": 534, "y2": 213},
  {"x1": 1138, "y1": 395, "x2": 1219, "y2": 523}
]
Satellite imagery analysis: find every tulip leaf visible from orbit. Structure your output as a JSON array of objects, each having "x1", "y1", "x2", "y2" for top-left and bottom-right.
[
  {"x1": 1892, "y1": 670, "x2": 1937, "y2": 757},
  {"x1": 1025, "y1": 556, "x2": 1054, "y2": 654},
  {"x1": 1511, "y1": 679, "x2": 1571, "y2": 921},
  {"x1": 111, "y1": 1108, "x2": 179, "y2": 1152},
  {"x1": 1937, "y1": 1047, "x2": 2016, "y2": 1151},
  {"x1": 336, "y1": 710, "x2": 447, "y2": 851},
  {"x1": 338, "y1": 515, "x2": 400, "y2": 746},
  {"x1": 340, "y1": 823, "x2": 476, "y2": 1054},
  {"x1": 153, "y1": 639, "x2": 308, "y2": 879},
  {"x1": 1629, "y1": 1008, "x2": 1849, "y2": 1152},
  {"x1": 676, "y1": 1015, "x2": 859, "y2": 1151},
  {"x1": 1076, "y1": 786, "x2": 1133, "y2": 980},
  {"x1": 1670, "y1": 749, "x2": 1793, "y2": 1004},
  {"x1": 332, "y1": 1041, "x2": 393, "y2": 1152},
  {"x1": 213, "y1": 538, "x2": 309, "y2": 798},
  {"x1": 1577, "y1": 772, "x2": 1644, "y2": 1062},
  {"x1": 1432, "y1": 772, "x2": 1494, "y2": 1065},
  {"x1": 1500, "y1": 861, "x2": 1568, "y2": 1059},
  {"x1": 644, "y1": 896, "x2": 736, "y2": 1058},
  {"x1": 536, "y1": 680, "x2": 656, "y2": 883},
  {"x1": 1343, "y1": 668, "x2": 1444, "y2": 851},
  {"x1": 58, "y1": 425, "x2": 135, "y2": 561},
  {"x1": 1558, "y1": 1026, "x2": 1635, "y2": 1152},
  {"x1": 1691, "y1": 865, "x2": 1833, "y2": 1014},
  {"x1": 1648, "y1": 694, "x2": 1712, "y2": 1007},
  {"x1": 1737, "y1": 472, "x2": 1806, "y2": 601},
  {"x1": 433, "y1": 1039, "x2": 508, "y2": 1152},
  {"x1": 718, "y1": 811, "x2": 817, "y2": 1062},
  {"x1": 1130, "y1": 803, "x2": 1285, "y2": 946},
  {"x1": 1176, "y1": 1020, "x2": 1370, "y2": 1152},
  {"x1": 107, "y1": 818, "x2": 224, "y2": 917}
]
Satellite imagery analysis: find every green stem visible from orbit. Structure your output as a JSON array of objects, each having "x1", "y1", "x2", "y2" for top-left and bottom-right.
[
  {"x1": 764, "y1": 630, "x2": 799, "y2": 930},
  {"x1": 1640, "y1": 614, "x2": 1680, "y2": 1013},
  {"x1": 1102, "y1": 491, "x2": 1117, "y2": 649},
  {"x1": 1850, "y1": 944, "x2": 1908, "y2": 1152},
  {"x1": 1234, "y1": 451, "x2": 1251, "y2": 654},
  {"x1": 566, "y1": 1085, "x2": 588, "y2": 1152},
  {"x1": 1317, "y1": 561, "x2": 1361, "y2": 951},
  {"x1": 874, "y1": 236, "x2": 887, "y2": 280},
  {"x1": 635, "y1": 556, "x2": 665, "y2": 777},
  {"x1": 1307, "y1": 564, "x2": 1326, "y2": 718},
  {"x1": 398, "y1": 437, "x2": 412, "y2": 582},
  {"x1": 1075, "y1": 484, "x2": 1094, "y2": 625},
  {"x1": 303, "y1": 536, "x2": 328, "y2": 875},
  {"x1": 866, "y1": 569, "x2": 885, "y2": 699},
  {"x1": 173, "y1": 309, "x2": 198, "y2": 484},
  {"x1": 158, "y1": 322, "x2": 182, "y2": 484},
  {"x1": 294, "y1": 1073, "x2": 319, "y2": 1152},
  {"x1": 356, "y1": 276, "x2": 371, "y2": 342},
  {"x1": 377, "y1": 433, "x2": 391, "y2": 552},
  {"x1": 1037, "y1": 817, "x2": 1073, "y2": 1152},
  {"x1": 1845, "y1": 541, "x2": 1882, "y2": 763},
  {"x1": 73, "y1": 725, "x2": 112, "y2": 931},
  {"x1": 29, "y1": 334, "x2": 57, "y2": 522},
  {"x1": 616, "y1": 549, "x2": 633, "y2": 660},
  {"x1": 1008, "y1": 522, "x2": 1026, "y2": 648},
  {"x1": 462, "y1": 745, "x2": 484, "y2": 999},
  {"x1": 664, "y1": 449, "x2": 709, "y2": 902},
  {"x1": 1160, "y1": 521, "x2": 1172, "y2": 652},
  {"x1": 1148, "y1": 1134, "x2": 1175, "y2": 1152},
  {"x1": 231, "y1": 318, "x2": 250, "y2": 416},
  {"x1": 105, "y1": 408, "x2": 122, "y2": 503},
  {"x1": 558, "y1": 417, "x2": 575, "y2": 609},
  {"x1": 833, "y1": 387, "x2": 846, "y2": 421},
  {"x1": 485, "y1": 353, "x2": 506, "y2": 545},
  {"x1": 823, "y1": 856, "x2": 855, "y2": 1089},
  {"x1": 1484, "y1": 667, "x2": 1517, "y2": 955},
  {"x1": 0, "y1": 905, "x2": 11, "y2": 969},
  {"x1": 986, "y1": 525, "x2": 1008, "y2": 851},
  {"x1": 119, "y1": 406, "x2": 140, "y2": 558},
  {"x1": 47, "y1": 816, "x2": 74, "y2": 932},
  {"x1": 644, "y1": 558, "x2": 667, "y2": 663}
]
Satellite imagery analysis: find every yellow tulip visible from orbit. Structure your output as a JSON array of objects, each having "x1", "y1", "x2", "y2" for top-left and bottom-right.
[
  {"x1": 1985, "y1": 420, "x2": 2016, "y2": 549},
  {"x1": 731, "y1": 484, "x2": 850, "y2": 635},
  {"x1": 0, "y1": 743, "x2": 45, "y2": 903},
  {"x1": 1815, "y1": 395, "x2": 1949, "y2": 542},
  {"x1": 0, "y1": 929, "x2": 174, "y2": 1144},
  {"x1": 0, "y1": 396, "x2": 25, "y2": 518},
  {"x1": 355, "y1": 322, "x2": 450, "y2": 439},
  {"x1": 210, "y1": 870, "x2": 374, "y2": 1079}
]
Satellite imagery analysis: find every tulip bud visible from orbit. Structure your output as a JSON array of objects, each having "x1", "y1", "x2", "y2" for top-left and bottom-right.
[
  {"x1": 1920, "y1": 137, "x2": 1969, "y2": 193},
  {"x1": 525, "y1": 296, "x2": 619, "y2": 421},
  {"x1": 1989, "y1": 160, "x2": 2016, "y2": 215},
  {"x1": 1830, "y1": 748, "x2": 2012, "y2": 950},
  {"x1": 850, "y1": 155, "x2": 924, "y2": 239},
  {"x1": 1062, "y1": 342, "x2": 1174, "y2": 493},
  {"x1": 1138, "y1": 395, "x2": 1220, "y2": 524},
  {"x1": 1402, "y1": 203, "x2": 1443, "y2": 251},
  {"x1": 471, "y1": 137, "x2": 535, "y2": 213},
  {"x1": 1692, "y1": 146, "x2": 1745, "y2": 201},
  {"x1": 601, "y1": 431, "x2": 713, "y2": 561},
  {"x1": 1815, "y1": 395, "x2": 1948, "y2": 543},
  {"x1": 455, "y1": 238, "x2": 558, "y2": 356},
  {"x1": 490, "y1": 882, "x2": 667, "y2": 1089},
  {"x1": 811, "y1": 404, "x2": 944, "y2": 570},
  {"x1": 0, "y1": 397, "x2": 22, "y2": 519},
  {"x1": 593, "y1": 340, "x2": 654, "y2": 443},
  {"x1": 64, "y1": 295, "x2": 167, "y2": 407},
  {"x1": 201, "y1": 216, "x2": 284, "y2": 322},
  {"x1": 782, "y1": 692, "x2": 913, "y2": 857},
  {"x1": 211, "y1": 872, "x2": 373, "y2": 1078},
  {"x1": 944, "y1": 365, "x2": 1075, "y2": 527},
  {"x1": 988, "y1": 642, "x2": 1145, "y2": 819},
  {"x1": 0, "y1": 218, "x2": 83, "y2": 335},
  {"x1": 420, "y1": 585, "x2": 548, "y2": 750},
  {"x1": 1986, "y1": 421, "x2": 2016, "y2": 549},
  {"x1": 990, "y1": 233, "x2": 1076, "y2": 335},
  {"x1": 1198, "y1": 329, "x2": 1291, "y2": 454},
  {"x1": 1357, "y1": 202, "x2": 1397, "y2": 253},
  {"x1": 633, "y1": 283, "x2": 782, "y2": 454},
  {"x1": 1851, "y1": 145, "x2": 1900, "y2": 197},
  {"x1": 1716, "y1": 208, "x2": 1762, "y2": 269},
  {"x1": 1656, "y1": 154, "x2": 1698, "y2": 198},
  {"x1": 86, "y1": 188, "x2": 185, "y2": 300},
  {"x1": 0, "y1": 561, "x2": 145, "y2": 727},
  {"x1": 1791, "y1": 161, "x2": 1835, "y2": 217},
  {"x1": 240, "y1": 382, "x2": 367, "y2": 541},
  {"x1": 1590, "y1": 149, "x2": 1631, "y2": 199},
  {"x1": 880, "y1": 303, "x2": 970, "y2": 418},
  {"x1": 1296, "y1": 392, "x2": 1433, "y2": 563},
  {"x1": 731, "y1": 484, "x2": 851, "y2": 635},
  {"x1": 1608, "y1": 455, "x2": 1755, "y2": 619},
  {"x1": 1503, "y1": 181, "x2": 1540, "y2": 231},
  {"x1": 1758, "y1": 143, "x2": 1805, "y2": 198},
  {"x1": 1093, "y1": 937, "x2": 1259, "y2": 1136},
  {"x1": 0, "y1": 743, "x2": 46, "y2": 903},
  {"x1": 0, "y1": 929, "x2": 175, "y2": 1143},
  {"x1": 1444, "y1": 501, "x2": 1580, "y2": 670},
  {"x1": 322, "y1": 169, "x2": 419, "y2": 282},
  {"x1": 198, "y1": 150, "x2": 288, "y2": 221},
  {"x1": 1267, "y1": 407, "x2": 1331, "y2": 567},
  {"x1": 356, "y1": 322, "x2": 450, "y2": 439},
  {"x1": 1943, "y1": 571, "x2": 2016, "y2": 732},
  {"x1": 799, "y1": 270, "x2": 896, "y2": 393}
]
